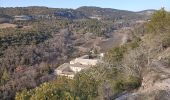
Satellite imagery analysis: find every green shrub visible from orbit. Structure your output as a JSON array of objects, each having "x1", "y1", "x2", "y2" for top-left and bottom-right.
[
  {"x1": 15, "y1": 89, "x2": 33, "y2": 100},
  {"x1": 114, "y1": 79, "x2": 126, "y2": 93},
  {"x1": 15, "y1": 74, "x2": 99, "y2": 100},
  {"x1": 162, "y1": 35, "x2": 170, "y2": 48},
  {"x1": 125, "y1": 76, "x2": 141, "y2": 90},
  {"x1": 74, "y1": 73, "x2": 99, "y2": 100},
  {"x1": 147, "y1": 8, "x2": 170, "y2": 33},
  {"x1": 113, "y1": 76, "x2": 141, "y2": 94},
  {"x1": 129, "y1": 37, "x2": 141, "y2": 49},
  {"x1": 0, "y1": 68, "x2": 10, "y2": 85},
  {"x1": 105, "y1": 46, "x2": 127, "y2": 63}
]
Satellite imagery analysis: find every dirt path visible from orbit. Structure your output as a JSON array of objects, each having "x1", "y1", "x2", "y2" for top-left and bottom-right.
[
  {"x1": 98, "y1": 32, "x2": 122, "y2": 52},
  {"x1": 98, "y1": 28, "x2": 132, "y2": 52}
]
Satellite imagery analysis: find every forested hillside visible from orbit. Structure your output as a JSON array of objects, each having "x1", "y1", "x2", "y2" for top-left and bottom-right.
[
  {"x1": 0, "y1": 6, "x2": 152, "y2": 20},
  {"x1": 77, "y1": 6, "x2": 150, "y2": 20},
  {"x1": 0, "y1": 6, "x2": 157, "y2": 100},
  {"x1": 11, "y1": 9, "x2": 170, "y2": 100},
  {"x1": 14, "y1": 8, "x2": 170, "y2": 100}
]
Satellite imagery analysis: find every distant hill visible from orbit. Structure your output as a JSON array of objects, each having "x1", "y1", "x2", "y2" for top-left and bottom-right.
[
  {"x1": 0, "y1": 6, "x2": 154, "y2": 20},
  {"x1": 76, "y1": 6, "x2": 152, "y2": 20},
  {"x1": 137, "y1": 9, "x2": 156, "y2": 16},
  {"x1": 54, "y1": 9, "x2": 87, "y2": 19},
  {"x1": 0, "y1": 7, "x2": 87, "y2": 19},
  {"x1": 0, "y1": 7, "x2": 55, "y2": 16}
]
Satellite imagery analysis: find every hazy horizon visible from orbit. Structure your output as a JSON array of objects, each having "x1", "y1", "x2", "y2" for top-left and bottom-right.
[
  {"x1": 0, "y1": 5, "x2": 158, "y2": 12},
  {"x1": 0, "y1": 0, "x2": 170, "y2": 11}
]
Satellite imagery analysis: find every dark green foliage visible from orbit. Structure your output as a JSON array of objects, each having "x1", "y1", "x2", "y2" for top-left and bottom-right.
[
  {"x1": 114, "y1": 76, "x2": 141, "y2": 94},
  {"x1": 15, "y1": 89, "x2": 32, "y2": 100},
  {"x1": 74, "y1": 73, "x2": 99, "y2": 99},
  {"x1": 0, "y1": 31, "x2": 51, "y2": 46},
  {"x1": 15, "y1": 74, "x2": 99, "y2": 100},
  {"x1": 128, "y1": 37, "x2": 141, "y2": 49},
  {"x1": 73, "y1": 19, "x2": 111, "y2": 36},
  {"x1": 15, "y1": 77, "x2": 74, "y2": 100},
  {"x1": 0, "y1": 68, "x2": 10, "y2": 85},
  {"x1": 0, "y1": 19, "x2": 77, "y2": 99},
  {"x1": 105, "y1": 46, "x2": 127, "y2": 63},
  {"x1": 162, "y1": 34, "x2": 170, "y2": 48},
  {"x1": 114, "y1": 79, "x2": 126, "y2": 93}
]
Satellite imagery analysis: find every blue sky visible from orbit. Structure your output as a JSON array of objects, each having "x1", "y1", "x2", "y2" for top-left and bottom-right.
[{"x1": 0, "y1": 0, "x2": 170, "y2": 11}]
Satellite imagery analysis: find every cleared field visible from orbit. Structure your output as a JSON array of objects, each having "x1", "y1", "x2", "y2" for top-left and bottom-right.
[
  {"x1": 0, "y1": 23, "x2": 32, "y2": 29},
  {"x1": 0, "y1": 23, "x2": 16, "y2": 29}
]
